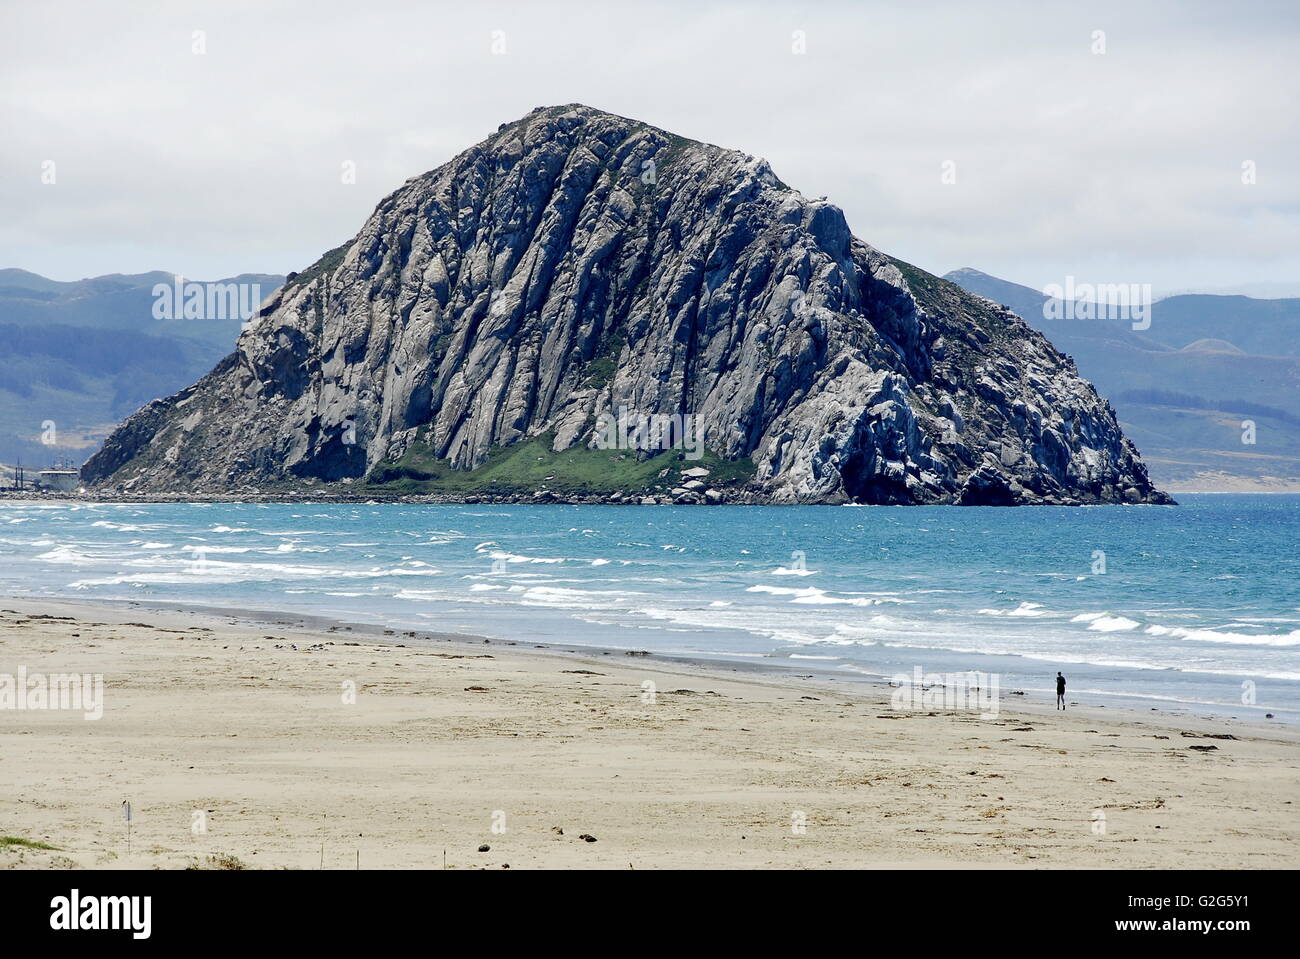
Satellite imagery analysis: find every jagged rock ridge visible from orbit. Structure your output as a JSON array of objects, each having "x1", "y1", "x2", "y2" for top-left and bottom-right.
[{"x1": 84, "y1": 104, "x2": 1171, "y2": 505}]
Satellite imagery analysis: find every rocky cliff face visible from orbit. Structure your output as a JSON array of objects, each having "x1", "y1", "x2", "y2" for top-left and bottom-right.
[{"x1": 83, "y1": 104, "x2": 1172, "y2": 505}]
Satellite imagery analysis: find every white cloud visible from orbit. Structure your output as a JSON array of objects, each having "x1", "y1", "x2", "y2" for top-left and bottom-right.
[{"x1": 1, "y1": 0, "x2": 1297, "y2": 294}]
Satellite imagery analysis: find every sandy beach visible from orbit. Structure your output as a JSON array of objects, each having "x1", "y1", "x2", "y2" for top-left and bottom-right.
[{"x1": 2, "y1": 595, "x2": 1297, "y2": 870}]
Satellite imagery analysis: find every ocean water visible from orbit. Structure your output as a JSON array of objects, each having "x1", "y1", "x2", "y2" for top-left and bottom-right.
[{"x1": 1, "y1": 495, "x2": 1297, "y2": 721}]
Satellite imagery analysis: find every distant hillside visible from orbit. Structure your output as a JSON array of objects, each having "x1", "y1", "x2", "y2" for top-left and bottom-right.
[
  {"x1": 944, "y1": 268, "x2": 1300, "y2": 491},
  {"x1": 0, "y1": 269, "x2": 282, "y2": 349},
  {"x1": 0, "y1": 270, "x2": 283, "y2": 468},
  {"x1": 1153, "y1": 295, "x2": 1300, "y2": 356}
]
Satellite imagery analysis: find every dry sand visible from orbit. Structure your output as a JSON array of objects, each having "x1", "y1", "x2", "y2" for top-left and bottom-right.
[{"x1": 2, "y1": 596, "x2": 1297, "y2": 869}]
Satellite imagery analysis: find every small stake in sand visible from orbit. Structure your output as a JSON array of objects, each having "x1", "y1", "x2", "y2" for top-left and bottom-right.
[{"x1": 122, "y1": 800, "x2": 132, "y2": 856}]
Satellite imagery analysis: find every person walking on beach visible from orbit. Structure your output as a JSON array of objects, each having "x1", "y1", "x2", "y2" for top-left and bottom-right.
[{"x1": 1056, "y1": 671, "x2": 1067, "y2": 710}]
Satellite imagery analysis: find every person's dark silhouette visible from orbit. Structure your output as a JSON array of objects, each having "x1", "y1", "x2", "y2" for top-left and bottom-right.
[{"x1": 1056, "y1": 671, "x2": 1067, "y2": 710}]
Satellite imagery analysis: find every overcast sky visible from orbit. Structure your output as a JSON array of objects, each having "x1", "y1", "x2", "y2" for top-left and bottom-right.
[{"x1": 3, "y1": 0, "x2": 1298, "y2": 296}]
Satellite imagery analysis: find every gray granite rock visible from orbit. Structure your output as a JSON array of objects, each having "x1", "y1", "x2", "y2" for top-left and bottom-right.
[{"x1": 83, "y1": 104, "x2": 1171, "y2": 506}]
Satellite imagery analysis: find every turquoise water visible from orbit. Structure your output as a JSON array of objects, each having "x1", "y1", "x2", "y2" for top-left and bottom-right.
[{"x1": 2, "y1": 495, "x2": 1297, "y2": 720}]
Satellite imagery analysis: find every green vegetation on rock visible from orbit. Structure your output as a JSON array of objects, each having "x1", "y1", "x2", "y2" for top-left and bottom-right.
[
  {"x1": 364, "y1": 433, "x2": 754, "y2": 497},
  {"x1": 284, "y1": 242, "x2": 350, "y2": 292}
]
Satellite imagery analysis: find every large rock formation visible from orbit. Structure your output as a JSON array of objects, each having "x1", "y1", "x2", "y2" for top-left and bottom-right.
[{"x1": 83, "y1": 104, "x2": 1172, "y2": 505}]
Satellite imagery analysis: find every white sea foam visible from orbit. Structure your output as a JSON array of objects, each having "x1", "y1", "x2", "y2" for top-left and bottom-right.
[
  {"x1": 977, "y1": 601, "x2": 1047, "y2": 617},
  {"x1": 36, "y1": 546, "x2": 95, "y2": 565},
  {"x1": 486, "y1": 550, "x2": 565, "y2": 565},
  {"x1": 746, "y1": 584, "x2": 890, "y2": 607},
  {"x1": 1145, "y1": 624, "x2": 1300, "y2": 647},
  {"x1": 1072, "y1": 612, "x2": 1141, "y2": 632},
  {"x1": 91, "y1": 520, "x2": 144, "y2": 532},
  {"x1": 519, "y1": 585, "x2": 645, "y2": 608},
  {"x1": 270, "y1": 543, "x2": 330, "y2": 553},
  {"x1": 792, "y1": 593, "x2": 887, "y2": 607}
]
